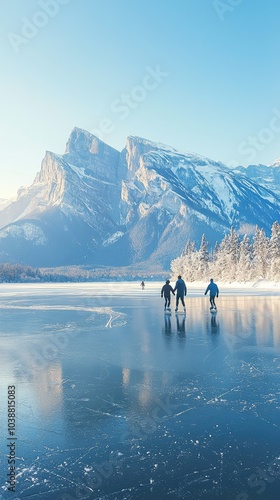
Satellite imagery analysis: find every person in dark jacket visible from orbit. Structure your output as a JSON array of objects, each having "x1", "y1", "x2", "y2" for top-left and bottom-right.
[
  {"x1": 174, "y1": 275, "x2": 187, "y2": 312},
  {"x1": 204, "y1": 278, "x2": 219, "y2": 309},
  {"x1": 161, "y1": 279, "x2": 175, "y2": 310}
]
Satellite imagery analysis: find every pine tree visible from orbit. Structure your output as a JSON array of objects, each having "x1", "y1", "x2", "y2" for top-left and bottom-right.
[
  {"x1": 237, "y1": 234, "x2": 252, "y2": 281},
  {"x1": 213, "y1": 241, "x2": 220, "y2": 259},
  {"x1": 184, "y1": 241, "x2": 197, "y2": 281},
  {"x1": 223, "y1": 227, "x2": 240, "y2": 280},
  {"x1": 197, "y1": 234, "x2": 209, "y2": 279},
  {"x1": 270, "y1": 221, "x2": 280, "y2": 258},
  {"x1": 269, "y1": 221, "x2": 280, "y2": 280},
  {"x1": 214, "y1": 233, "x2": 230, "y2": 280},
  {"x1": 252, "y1": 226, "x2": 269, "y2": 279}
]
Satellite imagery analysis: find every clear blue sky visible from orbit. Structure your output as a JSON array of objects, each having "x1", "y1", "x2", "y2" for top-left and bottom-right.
[{"x1": 1, "y1": 0, "x2": 280, "y2": 198}]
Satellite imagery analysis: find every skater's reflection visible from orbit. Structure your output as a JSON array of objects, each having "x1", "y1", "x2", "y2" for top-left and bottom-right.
[
  {"x1": 176, "y1": 315, "x2": 186, "y2": 343},
  {"x1": 210, "y1": 314, "x2": 220, "y2": 335},
  {"x1": 163, "y1": 314, "x2": 173, "y2": 344}
]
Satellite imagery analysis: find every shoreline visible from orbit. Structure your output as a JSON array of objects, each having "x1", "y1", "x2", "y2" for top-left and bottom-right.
[{"x1": 0, "y1": 280, "x2": 279, "y2": 294}]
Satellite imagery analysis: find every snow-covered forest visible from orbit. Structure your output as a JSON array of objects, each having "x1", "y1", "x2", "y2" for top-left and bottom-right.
[{"x1": 171, "y1": 221, "x2": 280, "y2": 282}]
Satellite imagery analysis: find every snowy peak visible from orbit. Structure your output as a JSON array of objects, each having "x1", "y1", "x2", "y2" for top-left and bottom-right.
[
  {"x1": 233, "y1": 160, "x2": 280, "y2": 196},
  {"x1": 124, "y1": 136, "x2": 156, "y2": 173},
  {"x1": 126, "y1": 135, "x2": 178, "y2": 153},
  {"x1": 65, "y1": 127, "x2": 110, "y2": 155},
  {"x1": 34, "y1": 151, "x2": 65, "y2": 185},
  {"x1": 272, "y1": 158, "x2": 280, "y2": 167},
  {"x1": 64, "y1": 127, "x2": 120, "y2": 182},
  {"x1": 0, "y1": 127, "x2": 280, "y2": 269},
  {"x1": 124, "y1": 136, "x2": 179, "y2": 174}
]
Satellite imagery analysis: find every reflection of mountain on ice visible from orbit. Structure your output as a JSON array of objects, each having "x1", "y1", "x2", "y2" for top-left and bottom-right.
[{"x1": 0, "y1": 128, "x2": 280, "y2": 268}]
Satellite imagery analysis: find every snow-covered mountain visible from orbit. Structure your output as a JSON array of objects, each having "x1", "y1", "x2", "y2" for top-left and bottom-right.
[
  {"x1": 233, "y1": 160, "x2": 280, "y2": 196},
  {"x1": 0, "y1": 197, "x2": 13, "y2": 211},
  {"x1": 0, "y1": 127, "x2": 279, "y2": 269}
]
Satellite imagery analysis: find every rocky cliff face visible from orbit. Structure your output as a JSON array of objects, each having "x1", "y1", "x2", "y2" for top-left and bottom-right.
[{"x1": 0, "y1": 127, "x2": 279, "y2": 269}]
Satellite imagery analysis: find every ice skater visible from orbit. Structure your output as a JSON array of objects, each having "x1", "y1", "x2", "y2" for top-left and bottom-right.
[
  {"x1": 204, "y1": 278, "x2": 219, "y2": 310},
  {"x1": 161, "y1": 279, "x2": 175, "y2": 310},
  {"x1": 174, "y1": 275, "x2": 187, "y2": 312},
  {"x1": 140, "y1": 281, "x2": 145, "y2": 290}
]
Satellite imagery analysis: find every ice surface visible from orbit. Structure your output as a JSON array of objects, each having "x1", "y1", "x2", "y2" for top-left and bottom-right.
[{"x1": 0, "y1": 283, "x2": 280, "y2": 499}]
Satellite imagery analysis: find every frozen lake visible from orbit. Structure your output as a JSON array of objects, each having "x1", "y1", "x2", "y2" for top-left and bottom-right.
[{"x1": 0, "y1": 282, "x2": 280, "y2": 499}]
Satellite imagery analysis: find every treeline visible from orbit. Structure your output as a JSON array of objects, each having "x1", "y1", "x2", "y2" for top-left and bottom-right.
[
  {"x1": 0, "y1": 263, "x2": 93, "y2": 283},
  {"x1": 0, "y1": 263, "x2": 43, "y2": 282},
  {"x1": 41, "y1": 266, "x2": 165, "y2": 281},
  {"x1": 0, "y1": 263, "x2": 165, "y2": 283},
  {"x1": 171, "y1": 221, "x2": 280, "y2": 282}
]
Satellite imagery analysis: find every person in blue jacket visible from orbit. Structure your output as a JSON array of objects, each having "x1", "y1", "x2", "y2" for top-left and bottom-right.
[
  {"x1": 174, "y1": 275, "x2": 187, "y2": 312},
  {"x1": 204, "y1": 278, "x2": 219, "y2": 309}
]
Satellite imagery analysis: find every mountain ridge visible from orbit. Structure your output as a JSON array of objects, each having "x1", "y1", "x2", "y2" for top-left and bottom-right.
[{"x1": 0, "y1": 127, "x2": 279, "y2": 270}]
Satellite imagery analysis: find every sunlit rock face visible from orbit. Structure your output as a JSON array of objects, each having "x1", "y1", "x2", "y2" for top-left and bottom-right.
[{"x1": 0, "y1": 127, "x2": 279, "y2": 268}]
